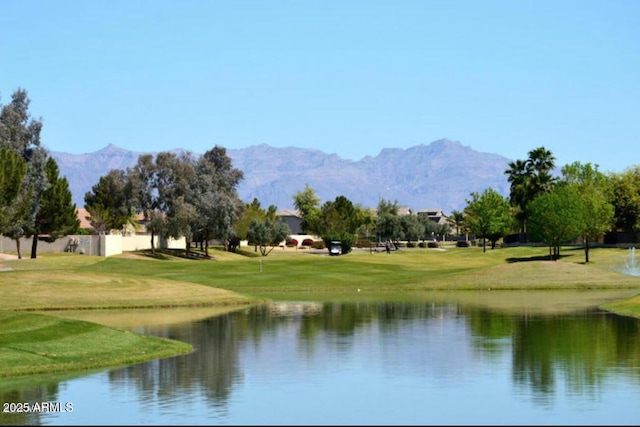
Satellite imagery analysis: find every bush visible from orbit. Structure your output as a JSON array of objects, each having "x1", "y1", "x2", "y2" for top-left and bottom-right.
[
  {"x1": 427, "y1": 241, "x2": 439, "y2": 248},
  {"x1": 312, "y1": 240, "x2": 326, "y2": 249},
  {"x1": 356, "y1": 238, "x2": 373, "y2": 248},
  {"x1": 302, "y1": 238, "x2": 314, "y2": 246},
  {"x1": 456, "y1": 240, "x2": 472, "y2": 247}
]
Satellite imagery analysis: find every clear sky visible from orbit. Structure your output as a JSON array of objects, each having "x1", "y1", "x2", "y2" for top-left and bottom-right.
[{"x1": 1, "y1": 0, "x2": 638, "y2": 173}]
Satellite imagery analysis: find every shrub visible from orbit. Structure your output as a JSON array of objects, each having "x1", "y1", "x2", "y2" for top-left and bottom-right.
[
  {"x1": 356, "y1": 238, "x2": 372, "y2": 248},
  {"x1": 312, "y1": 240, "x2": 326, "y2": 249},
  {"x1": 302, "y1": 238, "x2": 314, "y2": 246},
  {"x1": 427, "y1": 241, "x2": 439, "y2": 248},
  {"x1": 456, "y1": 240, "x2": 472, "y2": 247}
]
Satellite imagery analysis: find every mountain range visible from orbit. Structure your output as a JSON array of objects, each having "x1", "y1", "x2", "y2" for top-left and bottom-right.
[{"x1": 49, "y1": 138, "x2": 513, "y2": 215}]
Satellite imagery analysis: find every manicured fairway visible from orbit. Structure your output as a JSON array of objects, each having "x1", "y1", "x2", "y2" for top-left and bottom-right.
[{"x1": 1, "y1": 245, "x2": 639, "y2": 379}]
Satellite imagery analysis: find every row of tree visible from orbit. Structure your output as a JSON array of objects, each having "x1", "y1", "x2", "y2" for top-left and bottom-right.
[
  {"x1": 83, "y1": 147, "x2": 246, "y2": 257},
  {"x1": 0, "y1": 91, "x2": 290, "y2": 257},
  {"x1": 292, "y1": 185, "x2": 451, "y2": 253},
  {"x1": 292, "y1": 146, "x2": 640, "y2": 262},
  {"x1": 0, "y1": 89, "x2": 79, "y2": 259},
  {"x1": 462, "y1": 146, "x2": 640, "y2": 262},
  {"x1": 3, "y1": 88, "x2": 640, "y2": 262}
]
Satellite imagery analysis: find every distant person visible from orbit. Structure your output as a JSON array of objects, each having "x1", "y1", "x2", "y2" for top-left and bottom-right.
[{"x1": 385, "y1": 242, "x2": 391, "y2": 254}]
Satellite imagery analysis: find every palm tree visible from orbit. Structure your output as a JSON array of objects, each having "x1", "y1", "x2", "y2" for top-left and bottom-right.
[
  {"x1": 526, "y1": 146, "x2": 557, "y2": 196},
  {"x1": 505, "y1": 159, "x2": 529, "y2": 238},
  {"x1": 448, "y1": 210, "x2": 465, "y2": 237},
  {"x1": 504, "y1": 147, "x2": 558, "y2": 241},
  {"x1": 505, "y1": 159, "x2": 528, "y2": 207},
  {"x1": 527, "y1": 146, "x2": 556, "y2": 174}
]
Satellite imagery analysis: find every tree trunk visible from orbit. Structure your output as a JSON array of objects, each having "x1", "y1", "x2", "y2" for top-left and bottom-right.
[
  {"x1": 584, "y1": 238, "x2": 590, "y2": 263},
  {"x1": 151, "y1": 229, "x2": 156, "y2": 255},
  {"x1": 14, "y1": 238, "x2": 22, "y2": 259},
  {"x1": 31, "y1": 234, "x2": 39, "y2": 259}
]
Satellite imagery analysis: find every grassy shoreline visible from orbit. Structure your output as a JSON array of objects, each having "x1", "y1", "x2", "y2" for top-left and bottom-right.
[{"x1": 1, "y1": 245, "x2": 639, "y2": 380}]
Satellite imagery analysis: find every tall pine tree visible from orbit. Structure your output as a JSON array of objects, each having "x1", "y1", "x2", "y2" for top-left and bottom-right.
[
  {"x1": 0, "y1": 88, "x2": 49, "y2": 258},
  {"x1": 30, "y1": 156, "x2": 80, "y2": 258}
]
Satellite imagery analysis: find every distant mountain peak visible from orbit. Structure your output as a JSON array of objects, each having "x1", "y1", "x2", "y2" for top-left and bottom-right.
[
  {"x1": 50, "y1": 139, "x2": 513, "y2": 214},
  {"x1": 431, "y1": 138, "x2": 462, "y2": 147},
  {"x1": 96, "y1": 143, "x2": 132, "y2": 155}
]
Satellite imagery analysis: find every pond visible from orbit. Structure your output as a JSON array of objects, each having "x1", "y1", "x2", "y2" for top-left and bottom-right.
[{"x1": 2, "y1": 292, "x2": 640, "y2": 425}]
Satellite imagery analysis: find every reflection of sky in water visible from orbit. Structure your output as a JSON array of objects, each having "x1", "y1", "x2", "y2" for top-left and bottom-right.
[
  {"x1": 234, "y1": 315, "x2": 514, "y2": 425},
  {"x1": 24, "y1": 306, "x2": 640, "y2": 425}
]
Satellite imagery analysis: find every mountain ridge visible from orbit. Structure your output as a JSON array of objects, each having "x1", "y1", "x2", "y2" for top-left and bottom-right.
[{"x1": 49, "y1": 139, "x2": 513, "y2": 215}]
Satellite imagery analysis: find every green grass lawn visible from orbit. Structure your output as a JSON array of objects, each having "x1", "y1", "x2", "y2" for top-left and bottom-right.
[
  {"x1": 1, "y1": 244, "x2": 639, "y2": 379},
  {"x1": 0, "y1": 311, "x2": 192, "y2": 378}
]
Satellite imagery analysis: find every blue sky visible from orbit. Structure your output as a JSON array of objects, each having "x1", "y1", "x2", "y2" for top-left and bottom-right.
[{"x1": 1, "y1": 0, "x2": 638, "y2": 173}]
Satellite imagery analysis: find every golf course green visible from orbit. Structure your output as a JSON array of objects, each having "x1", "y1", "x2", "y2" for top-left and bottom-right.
[{"x1": 1, "y1": 244, "x2": 639, "y2": 381}]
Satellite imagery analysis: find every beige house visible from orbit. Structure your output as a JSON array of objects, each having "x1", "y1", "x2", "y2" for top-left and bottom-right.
[
  {"x1": 76, "y1": 208, "x2": 146, "y2": 235},
  {"x1": 416, "y1": 208, "x2": 449, "y2": 226}
]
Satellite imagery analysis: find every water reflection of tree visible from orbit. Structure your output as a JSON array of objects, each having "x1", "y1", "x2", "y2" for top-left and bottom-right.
[
  {"x1": 102, "y1": 302, "x2": 640, "y2": 411},
  {"x1": 108, "y1": 314, "x2": 244, "y2": 408},
  {"x1": 509, "y1": 310, "x2": 640, "y2": 398},
  {"x1": 0, "y1": 383, "x2": 61, "y2": 425}
]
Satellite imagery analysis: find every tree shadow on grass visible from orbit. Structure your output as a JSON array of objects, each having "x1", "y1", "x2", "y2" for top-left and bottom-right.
[
  {"x1": 136, "y1": 249, "x2": 212, "y2": 261},
  {"x1": 506, "y1": 254, "x2": 571, "y2": 263}
]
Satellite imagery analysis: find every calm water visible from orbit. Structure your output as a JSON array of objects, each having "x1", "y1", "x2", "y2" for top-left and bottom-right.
[{"x1": 2, "y1": 298, "x2": 640, "y2": 425}]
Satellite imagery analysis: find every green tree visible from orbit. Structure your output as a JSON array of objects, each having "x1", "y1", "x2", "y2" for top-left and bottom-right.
[
  {"x1": 190, "y1": 146, "x2": 244, "y2": 255},
  {"x1": 293, "y1": 184, "x2": 322, "y2": 235},
  {"x1": 84, "y1": 169, "x2": 137, "y2": 234},
  {"x1": 420, "y1": 215, "x2": 439, "y2": 241},
  {"x1": 375, "y1": 198, "x2": 402, "y2": 247},
  {"x1": 246, "y1": 218, "x2": 291, "y2": 256},
  {"x1": 0, "y1": 88, "x2": 49, "y2": 257},
  {"x1": 354, "y1": 205, "x2": 376, "y2": 241},
  {"x1": 319, "y1": 195, "x2": 360, "y2": 235},
  {"x1": 504, "y1": 146, "x2": 557, "y2": 240},
  {"x1": 376, "y1": 213, "x2": 402, "y2": 247},
  {"x1": 0, "y1": 148, "x2": 29, "y2": 239},
  {"x1": 464, "y1": 187, "x2": 512, "y2": 252},
  {"x1": 154, "y1": 151, "x2": 197, "y2": 248},
  {"x1": 448, "y1": 209, "x2": 466, "y2": 238},
  {"x1": 400, "y1": 213, "x2": 423, "y2": 245},
  {"x1": 235, "y1": 198, "x2": 268, "y2": 243},
  {"x1": 527, "y1": 186, "x2": 585, "y2": 260},
  {"x1": 0, "y1": 88, "x2": 43, "y2": 155},
  {"x1": 129, "y1": 154, "x2": 162, "y2": 253},
  {"x1": 30, "y1": 157, "x2": 80, "y2": 258},
  {"x1": 609, "y1": 166, "x2": 640, "y2": 232},
  {"x1": 377, "y1": 198, "x2": 399, "y2": 216},
  {"x1": 561, "y1": 161, "x2": 615, "y2": 263}
]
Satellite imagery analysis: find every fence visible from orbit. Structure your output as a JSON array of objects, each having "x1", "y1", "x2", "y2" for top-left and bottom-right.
[{"x1": 0, "y1": 234, "x2": 186, "y2": 257}]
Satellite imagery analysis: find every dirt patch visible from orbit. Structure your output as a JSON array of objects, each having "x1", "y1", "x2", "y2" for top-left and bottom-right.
[{"x1": 115, "y1": 252, "x2": 151, "y2": 260}]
